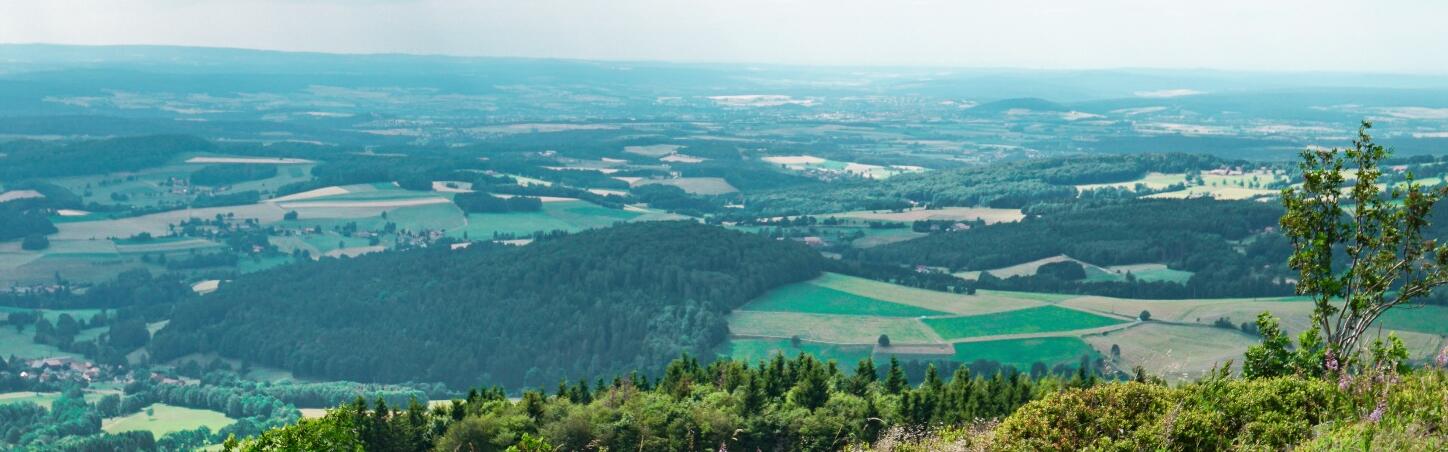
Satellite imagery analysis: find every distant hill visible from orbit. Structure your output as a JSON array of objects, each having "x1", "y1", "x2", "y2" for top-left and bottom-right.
[{"x1": 151, "y1": 221, "x2": 823, "y2": 388}]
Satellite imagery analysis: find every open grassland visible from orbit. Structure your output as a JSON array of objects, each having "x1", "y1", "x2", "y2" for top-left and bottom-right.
[
  {"x1": 975, "y1": 290, "x2": 1085, "y2": 304},
  {"x1": 1084, "y1": 322, "x2": 1260, "y2": 382},
  {"x1": 721, "y1": 338, "x2": 874, "y2": 366},
  {"x1": 826, "y1": 207, "x2": 1024, "y2": 224},
  {"x1": 0, "y1": 392, "x2": 62, "y2": 409},
  {"x1": 0, "y1": 325, "x2": 85, "y2": 360},
  {"x1": 1102, "y1": 263, "x2": 1195, "y2": 283},
  {"x1": 114, "y1": 237, "x2": 222, "y2": 254},
  {"x1": 951, "y1": 337, "x2": 1098, "y2": 370},
  {"x1": 447, "y1": 200, "x2": 644, "y2": 239},
  {"x1": 727, "y1": 311, "x2": 938, "y2": 344},
  {"x1": 849, "y1": 227, "x2": 928, "y2": 248},
  {"x1": 808, "y1": 273, "x2": 1042, "y2": 316},
  {"x1": 102, "y1": 403, "x2": 236, "y2": 437},
  {"x1": 0, "y1": 253, "x2": 147, "y2": 286},
  {"x1": 741, "y1": 282, "x2": 949, "y2": 317},
  {"x1": 923, "y1": 305, "x2": 1129, "y2": 341},
  {"x1": 1075, "y1": 172, "x2": 1188, "y2": 192},
  {"x1": 1060, "y1": 295, "x2": 1319, "y2": 332}
]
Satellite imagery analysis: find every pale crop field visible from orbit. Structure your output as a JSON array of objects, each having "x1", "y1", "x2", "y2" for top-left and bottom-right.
[
  {"x1": 1085, "y1": 322, "x2": 1259, "y2": 382},
  {"x1": 727, "y1": 310, "x2": 939, "y2": 344},
  {"x1": 809, "y1": 272, "x2": 1042, "y2": 316},
  {"x1": 1074, "y1": 172, "x2": 1187, "y2": 192},
  {"x1": 623, "y1": 144, "x2": 682, "y2": 157},
  {"x1": 1060, "y1": 295, "x2": 1318, "y2": 332},
  {"x1": 828, "y1": 206, "x2": 1024, "y2": 224}
]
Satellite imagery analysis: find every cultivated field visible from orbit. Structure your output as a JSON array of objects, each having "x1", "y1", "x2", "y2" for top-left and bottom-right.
[
  {"x1": 722, "y1": 338, "x2": 874, "y2": 366},
  {"x1": 923, "y1": 305, "x2": 1130, "y2": 341},
  {"x1": 807, "y1": 273, "x2": 1043, "y2": 316},
  {"x1": 1074, "y1": 172, "x2": 1187, "y2": 192},
  {"x1": 827, "y1": 207, "x2": 1024, "y2": 224},
  {"x1": 1084, "y1": 322, "x2": 1259, "y2": 381},
  {"x1": 728, "y1": 311, "x2": 939, "y2": 344},
  {"x1": 741, "y1": 282, "x2": 948, "y2": 317}
]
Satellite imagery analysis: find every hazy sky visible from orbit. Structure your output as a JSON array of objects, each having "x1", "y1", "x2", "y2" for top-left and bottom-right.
[{"x1": 4, "y1": 0, "x2": 1448, "y2": 73}]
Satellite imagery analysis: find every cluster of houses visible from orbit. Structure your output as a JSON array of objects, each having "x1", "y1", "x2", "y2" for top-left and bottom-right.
[{"x1": 15, "y1": 356, "x2": 102, "y2": 383}]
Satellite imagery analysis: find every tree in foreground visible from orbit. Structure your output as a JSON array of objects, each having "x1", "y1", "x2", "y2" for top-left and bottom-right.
[{"x1": 1278, "y1": 120, "x2": 1448, "y2": 367}]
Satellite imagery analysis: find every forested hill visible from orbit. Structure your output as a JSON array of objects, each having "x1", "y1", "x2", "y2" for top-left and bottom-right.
[{"x1": 151, "y1": 221, "x2": 824, "y2": 389}]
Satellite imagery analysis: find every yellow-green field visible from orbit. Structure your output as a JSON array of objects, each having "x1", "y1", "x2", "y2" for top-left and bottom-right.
[{"x1": 102, "y1": 403, "x2": 236, "y2": 437}]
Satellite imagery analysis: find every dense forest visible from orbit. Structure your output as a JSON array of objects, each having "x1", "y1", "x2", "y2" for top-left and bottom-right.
[
  {"x1": 0, "y1": 135, "x2": 213, "y2": 179},
  {"x1": 152, "y1": 222, "x2": 825, "y2": 388},
  {"x1": 858, "y1": 198, "x2": 1295, "y2": 297}
]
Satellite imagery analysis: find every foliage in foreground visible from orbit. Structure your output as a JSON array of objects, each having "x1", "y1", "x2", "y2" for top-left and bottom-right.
[{"x1": 228, "y1": 353, "x2": 1096, "y2": 452}]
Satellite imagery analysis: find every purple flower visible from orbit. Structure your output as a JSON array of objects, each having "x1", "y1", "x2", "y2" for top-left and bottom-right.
[
  {"x1": 1436, "y1": 346, "x2": 1448, "y2": 368},
  {"x1": 1325, "y1": 350, "x2": 1339, "y2": 372},
  {"x1": 1338, "y1": 371, "x2": 1351, "y2": 391},
  {"x1": 1368, "y1": 400, "x2": 1386, "y2": 423}
]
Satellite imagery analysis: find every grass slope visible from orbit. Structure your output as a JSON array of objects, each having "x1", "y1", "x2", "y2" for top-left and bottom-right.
[{"x1": 924, "y1": 305, "x2": 1128, "y2": 340}]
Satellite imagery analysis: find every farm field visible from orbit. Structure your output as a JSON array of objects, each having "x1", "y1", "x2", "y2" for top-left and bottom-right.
[
  {"x1": 1084, "y1": 322, "x2": 1260, "y2": 381},
  {"x1": 102, "y1": 403, "x2": 236, "y2": 437},
  {"x1": 727, "y1": 311, "x2": 938, "y2": 344},
  {"x1": 447, "y1": 200, "x2": 644, "y2": 239},
  {"x1": 1074, "y1": 172, "x2": 1187, "y2": 192},
  {"x1": 826, "y1": 206, "x2": 1024, "y2": 224},
  {"x1": 740, "y1": 281, "x2": 948, "y2": 317},
  {"x1": 951, "y1": 337, "x2": 1099, "y2": 371},
  {"x1": 806, "y1": 273, "x2": 1042, "y2": 316},
  {"x1": 1145, "y1": 186, "x2": 1280, "y2": 200},
  {"x1": 923, "y1": 305, "x2": 1130, "y2": 341},
  {"x1": 849, "y1": 227, "x2": 928, "y2": 248},
  {"x1": 1059, "y1": 295, "x2": 1318, "y2": 332},
  {"x1": 1101, "y1": 263, "x2": 1195, "y2": 283},
  {"x1": 721, "y1": 338, "x2": 874, "y2": 366}
]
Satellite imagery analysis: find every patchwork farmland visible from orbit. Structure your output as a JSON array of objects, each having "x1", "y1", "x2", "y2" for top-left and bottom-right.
[{"x1": 724, "y1": 273, "x2": 1448, "y2": 381}]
